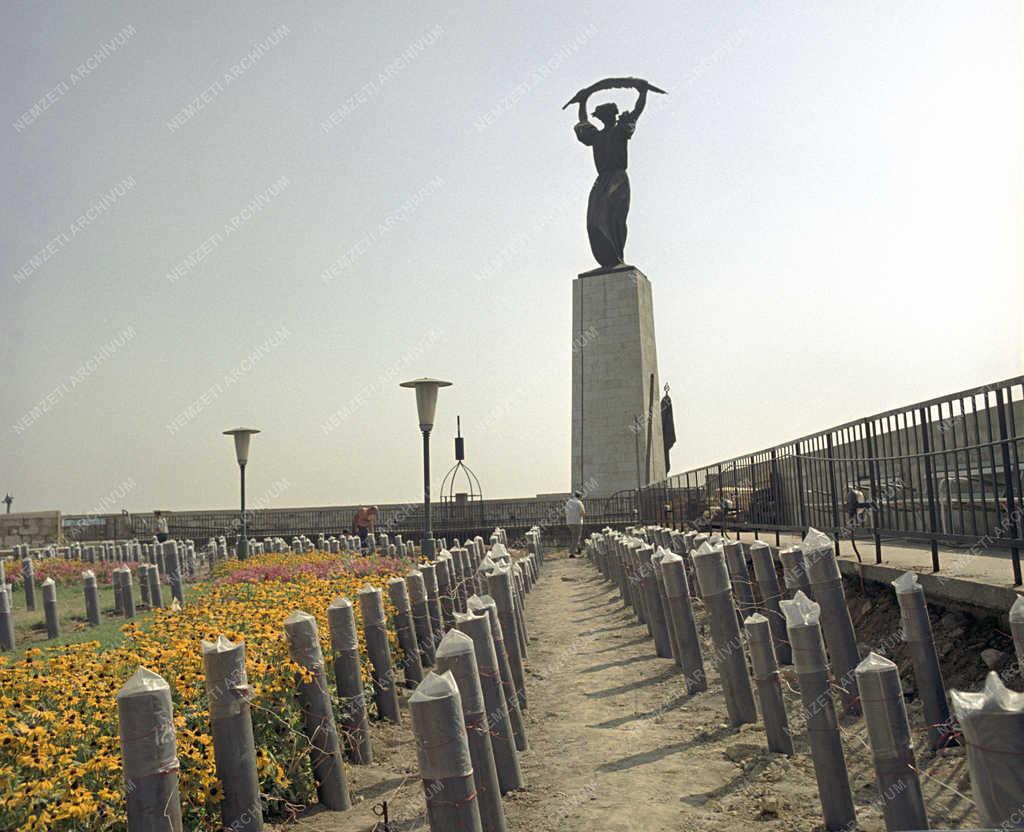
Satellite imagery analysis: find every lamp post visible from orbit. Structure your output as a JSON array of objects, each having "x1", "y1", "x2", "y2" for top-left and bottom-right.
[
  {"x1": 400, "y1": 378, "x2": 451, "y2": 558},
  {"x1": 223, "y1": 428, "x2": 260, "y2": 559}
]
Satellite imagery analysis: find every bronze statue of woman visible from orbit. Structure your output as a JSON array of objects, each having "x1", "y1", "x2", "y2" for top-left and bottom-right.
[{"x1": 566, "y1": 77, "x2": 665, "y2": 271}]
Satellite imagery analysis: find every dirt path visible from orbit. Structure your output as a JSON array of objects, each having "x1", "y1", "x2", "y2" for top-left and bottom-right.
[{"x1": 291, "y1": 550, "x2": 980, "y2": 831}]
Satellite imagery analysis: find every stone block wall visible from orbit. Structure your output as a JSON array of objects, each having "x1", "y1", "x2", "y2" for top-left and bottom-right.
[{"x1": 0, "y1": 511, "x2": 62, "y2": 548}]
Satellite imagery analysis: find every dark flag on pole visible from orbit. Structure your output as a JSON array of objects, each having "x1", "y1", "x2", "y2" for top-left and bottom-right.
[{"x1": 661, "y1": 384, "x2": 676, "y2": 474}]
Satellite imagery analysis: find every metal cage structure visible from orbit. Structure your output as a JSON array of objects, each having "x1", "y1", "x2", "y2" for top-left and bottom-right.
[{"x1": 439, "y1": 417, "x2": 484, "y2": 529}]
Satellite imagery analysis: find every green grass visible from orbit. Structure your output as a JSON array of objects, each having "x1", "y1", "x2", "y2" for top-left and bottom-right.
[{"x1": 7, "y1": 581, "x2": 154, "y2": 653}]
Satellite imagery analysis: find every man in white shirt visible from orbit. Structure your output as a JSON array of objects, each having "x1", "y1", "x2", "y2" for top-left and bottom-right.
[
  {"x1": 154, "y1": 510, "x2": 170, "y2": 543},
  {"x1": 565, "y1": 492, "x2": 585, "y2": 557}
]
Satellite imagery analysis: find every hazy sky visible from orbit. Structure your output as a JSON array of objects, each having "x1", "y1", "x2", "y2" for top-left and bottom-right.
[{"x1": 3, "y1": 1, "x2": 1021, "y2": 514}]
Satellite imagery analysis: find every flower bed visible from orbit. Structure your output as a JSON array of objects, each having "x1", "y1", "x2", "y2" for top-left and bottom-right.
[
  {"x1": 0, "y1": 551, "x2": 408, "y2": 831},
  {"x1": 2, "y1": 559, "x2": 142, "y2": 588},
  {"x1": 214, "y1": 550, "x2": 409, "y2": 584}
]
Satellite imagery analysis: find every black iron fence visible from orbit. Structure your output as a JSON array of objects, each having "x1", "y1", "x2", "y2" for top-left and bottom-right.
[
  {"x1": 127, "y1": 491, "x2": 639, "y2": 549},
  {"x1": 642, "y1": 376, "x2": 1024, "y2": 586}
]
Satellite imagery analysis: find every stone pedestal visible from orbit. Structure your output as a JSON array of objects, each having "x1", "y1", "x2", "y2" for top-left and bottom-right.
[{"x1": 572, "y1": 266, "x2": 666, "y2": 497}]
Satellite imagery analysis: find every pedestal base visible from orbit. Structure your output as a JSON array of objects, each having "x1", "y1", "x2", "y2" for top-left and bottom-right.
[{"x1": 571, "y1": 266, "x2": 666, "y2": 497}]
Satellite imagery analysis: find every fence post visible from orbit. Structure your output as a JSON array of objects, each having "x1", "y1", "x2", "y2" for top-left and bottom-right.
[
  {"x1": 892, "y1": 571, "x2": 954, "y2": 749},
  {"x1": 692, "y1": 543, "x2": 757, "y2": 726},
  {"x1": 407, "y1": 570, "x2": 437, "y2": 666},
  {"x1": 421, "y1": 563, "x2": 445, "y2": 647},
  {"x1": 779, "y1": 545, "x2": 812, "y2": 600},
  {"x1": 951, "y1": 672, "x2": 1024, "y2": 829},
  {"x1": 117, "y1": 667, "x2": 183, "y2": 832},
  {"x1": 856, "y1": 653, "x2": 929, "y2": 831},
  {"x1": 824, "y1": 434, "x2": 841, "y2": 557},
  {"x1": 388, "y1": 577, "x2": 425, "y2": 688},
  {"x1": 660, "y1": 550, "x2": 706, "y2": 693},
  {"x1": 802, "y1": 528, "x2": 860, "y2": 706},
  {"x1": 723, "y1": 540, "x2": 756, "y2": 623},
  {"x1": 638, "y1": 545, "x2": 672, "y2": 658},
  {"x1": 435, "y1": 630, "x2": 506, "y2": 832},
  {"x1": 743, "y1": 613, "x2": 792, "y2": 755},
  {"x1": 456, "y1": 609, "x2": 523, "y2": 794},
  {"x1": 996, "y1": 387, "x2": 1023, "y2": 586},
  {"x1": 22, "y1": 557, "x2": 36, "y2": 611},
  {"x1": 795, "y1": 441, "x2": 808, "y2": 533},
  {"x1": 919, "y1": 406, "x2": 941, "y2": 573},
  {"x1": 162, "y1": 541, "x2": 184, "y2": 605},
  {"x1": 326, "y1": 597, "x2": 373, "y2": 764},
  {"x1": 651, "y1": 549, "x2": 681, "y2": 664},
  {"x1": 770, "y1": 448, "x2": 781, "y2": 546},
  {"x1": 113, "y1": 566, "x2": 124, "y2": 616},
  {"x1": 484, "y1": 566, "x2": 528, "y2": 710},
  {"x1": 358, "y1": 586, "x2": 402, "y2": 724},
  {"x1": 202, "y1": 636, "x2": 265, "y2": 831},
  {"x1": 147, "y1": 563, "x2": 164, "y2": 610},
  {"x1": 864, "y1": 418, "x2": 884, "y2": 564},
  {"x1": 468, "y1": 594, "x2": 527, "y2": 751},
  {"x1": 41, "y1": 578, "x2": 60, "y2": 639},
  {"x1": 1011, "y1": 597, "x2": 1024, "y2": 674},
  {"x1": 283, "y1": 611, "x2": 352, "y2": 811},
  {"x1": 409, "y1": 671, "x2": 483, "y2": 832},
  {"x1": 781, "y1": 591, "x2": 856, "y2": 831},
  {"x1": 749, "y1": 541, "x2": 791, "y2": 665},
  {"x1": 0, "y1": 588, "x2": 15, "y2": 651},
  {"x1": 120, "y1": 568, "x2": 136, "y2": 619},
  {"x1": 436, "y1": 554, "x2": 458, "y2": 632}
]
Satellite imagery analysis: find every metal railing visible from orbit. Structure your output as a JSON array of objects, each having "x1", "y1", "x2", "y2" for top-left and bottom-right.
[
  {"x1": 642, "y1": 376, "x2": 1024, "y2": 585},
  {"x1": 151, "y1": 491, "x2": 639, "y2": 548}
]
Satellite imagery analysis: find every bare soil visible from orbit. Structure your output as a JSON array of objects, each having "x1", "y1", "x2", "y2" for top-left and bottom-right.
[{"x1": 285, "y1": 550, "x2": 985, "y2": 831}]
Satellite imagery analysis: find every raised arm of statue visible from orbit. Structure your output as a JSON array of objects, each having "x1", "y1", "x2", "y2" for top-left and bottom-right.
[
  {"x1": 576, "y1": 94, "x2": 589, "y2": 125},
  {"x1": 574, "y1": 93, "x2": 600, "y2": 146},
  {"x1": 620, "y1": 87, "x2": 648, "y2": 126}
]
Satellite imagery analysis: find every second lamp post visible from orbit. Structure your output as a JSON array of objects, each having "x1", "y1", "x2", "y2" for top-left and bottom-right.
[
  {"x1": 223, "y1": 427, "x2": 260, "y2": 559},
  {"x1": 400, "y1": 378, "x2": 451, "y2": 558}
]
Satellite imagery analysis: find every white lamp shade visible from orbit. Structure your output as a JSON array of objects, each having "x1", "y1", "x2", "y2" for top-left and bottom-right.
[
  {"x1": 223, "y1": 428, "x2": 260, "y2": 464},
  {"x1": 400, "y1": 378, "x2": 452, "y2": 430}
]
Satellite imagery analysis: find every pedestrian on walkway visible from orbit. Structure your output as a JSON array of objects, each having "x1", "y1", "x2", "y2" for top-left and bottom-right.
[
  {"x1": 565, "y1": 492, "x2": 585, "y2": 557},
  {"x1": 154, "y1": 510, "x2": 169, "y2": 543}
]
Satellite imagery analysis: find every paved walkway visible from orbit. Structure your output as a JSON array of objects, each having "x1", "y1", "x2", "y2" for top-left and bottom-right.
[{"x1": 733, "y1": 529, "x2": 1023, "y2": 593}]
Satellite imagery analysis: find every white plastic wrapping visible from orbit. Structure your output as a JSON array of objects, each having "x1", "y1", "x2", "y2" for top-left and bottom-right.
[
  {"x1": 406, "y1": 570, "x2": 427, "y2": 603},
  {"x1": 780, "y1": 590, "x2": 821, "y2": 628},
  {"x1": 410, "y1": 671, "x2": 474, "y2": 779},
  {"x1": 802, "y1": 527, "x2": 841, "y2": 583},
  {"x1": 950, "y1": 672, "x2": 1024, "y2": 828},
  {"x1": 435, "y1": 630, "x2": 484, "y2": 713},
  {"x1": 284, "y1": 610, "x2": 324, "y2": 668},
  {"x1": 856, "y1": 652, "x2": 907, "y2": 755},
  {"x1": 891, "y1": 571, "x2": 919, "y2": 595},
  {"x1": 387, "y1": 577, "x2": 411, "y2": 611},
  {"x1": 743, "y1": 613, "x2": 775, "y2": 679},
  {"x1": 692, "y1": 546, "x2": 730, "y2": 597},
  {"x1": 118, "y1": 666, "x2": 180, "y2": 778},
  {"x1": 202, "y1": 635, "x2": 251, "y2": 719},
  {"x1": 358, "y1": 586, "x2": 386, "y2": 627},
  {"x1": 782, "y1": 592, "x2": 828, "y2": 675},
  {"x1": 326, "y1": 597, "x2": 358, "y2": 651}
]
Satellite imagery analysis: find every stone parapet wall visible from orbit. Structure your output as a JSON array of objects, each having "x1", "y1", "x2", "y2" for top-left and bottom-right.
[{"x1": 0, "y1": 511, "x2": 62, "y2": 548}]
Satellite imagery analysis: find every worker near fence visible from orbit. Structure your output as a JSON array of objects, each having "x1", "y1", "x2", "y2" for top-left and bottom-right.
[
  {"x1": 565, "y1": 491, "x2": 585, "y2": 557},
  {"x1": 352, "y1": 505, "x2": 378, "y2": 550}
]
